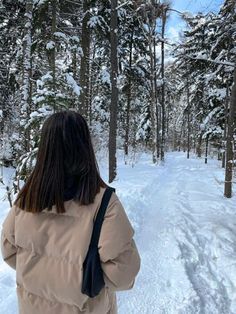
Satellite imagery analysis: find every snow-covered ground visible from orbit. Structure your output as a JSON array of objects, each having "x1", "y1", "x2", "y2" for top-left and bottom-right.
[{"x1": 0, "y1": 151, "x2": 236, "y2": 313}]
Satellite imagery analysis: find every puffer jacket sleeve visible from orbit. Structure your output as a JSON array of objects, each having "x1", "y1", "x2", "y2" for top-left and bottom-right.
[
  {"x1": 1, "y1": 205, "x2": 17, "y2": 270},
  {"x1": 98, "y1": 193, "x2": 141, "y2": 291}
]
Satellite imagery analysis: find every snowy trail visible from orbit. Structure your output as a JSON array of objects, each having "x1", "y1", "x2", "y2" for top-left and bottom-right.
[
  {"x1": 116, "y1": 153, "x2": 236, "y2": 314},
  {"x1": 0, "y1": 152, "x2": 236, "y2": 314}
]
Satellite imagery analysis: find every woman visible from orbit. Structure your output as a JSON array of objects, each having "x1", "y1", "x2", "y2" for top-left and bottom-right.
[{"x1": 1, "y1": 110, "x2": 140, "y2": 314}]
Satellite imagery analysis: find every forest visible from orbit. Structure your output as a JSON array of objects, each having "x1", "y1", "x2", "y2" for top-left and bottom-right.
[
  {"x1": 0, "y1": 0, "x2": 235, "y2": 201},
  {"x1": 0, "y1": 1, "x2": 236, "y2": 313}
]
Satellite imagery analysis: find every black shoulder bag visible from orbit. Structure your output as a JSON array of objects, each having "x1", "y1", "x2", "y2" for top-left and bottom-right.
[{"x1": 81, "y1": 186, "x2": 115, "y2": 298}]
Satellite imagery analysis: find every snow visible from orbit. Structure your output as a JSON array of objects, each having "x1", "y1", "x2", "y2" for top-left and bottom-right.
[
  {"x1": 182, "y1": 11, "x2": 194, "y2": 19},
  {"x1": 88, "y1": 16, "x2": 101, "y2": 28},
  {"x1": 0, "y1": 152, "x2": 236, "y2": 313},
  {"x1": 88, "y1": 14, "x2": 110, "y2": 31},
  {"x1": 65, "y1": 73, "x2": 81, "y2": 97},
  {"x1": 46, "y1": 41, "x2": 55, "y2": 50},
  {"x1": 54, "y1": 32, "x2": 68, "y2": 41},
  {"x1": 100, "y1": 67, "x2": 111, "y2": 86},
  {"x1": 71, "y1": 35, "x2": 80, "y2": 44},
  {"x1": 28, "y1": 106, "x2": 53, "y2": 124},
  {"x1": 41, "y1": 73, "x2": 53, "y2": 82},
  {"x1": 200, "y1": 107, "x2": 221, "y2": 130},
  {"x1": 33, "y1": 0, "x2": 47, "y2": 6}
]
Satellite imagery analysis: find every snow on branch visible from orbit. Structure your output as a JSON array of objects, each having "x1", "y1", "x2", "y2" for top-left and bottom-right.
[
  {"x1": 183, "y1": 54, "x2": 234, "y2": 68},
  {"x1": 46, "y1": 41, "x2": 55, "y2": 50},
  {"x1": 66, "y1": 73, "x2": 81, "y2": 97},
  {"x1": 116, "y1": 1, "x2": 132, "y2": 10}
]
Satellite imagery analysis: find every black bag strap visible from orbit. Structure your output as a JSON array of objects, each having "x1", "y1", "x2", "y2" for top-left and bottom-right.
[{"x1": 90, "y1": 186, "x2": 116, "y2": 248}]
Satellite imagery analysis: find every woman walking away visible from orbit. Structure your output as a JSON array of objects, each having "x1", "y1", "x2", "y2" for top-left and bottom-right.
[{"x1": 1, "y1": 111, "x2": 141, "y2": 314}]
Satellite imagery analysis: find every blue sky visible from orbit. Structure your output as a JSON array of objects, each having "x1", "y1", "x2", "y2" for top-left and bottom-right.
[{"x1": 166, "y1": 0, "x2": 225, "y2": 40}]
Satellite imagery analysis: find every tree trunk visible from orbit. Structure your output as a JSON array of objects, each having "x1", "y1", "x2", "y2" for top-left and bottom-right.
[
  {"x1": 79, "y1": 0, "x2": 91, "y2": 118},
  {"x1": 109, "y1": 0, "x2": 118, "y2": 183},
  {"x1": 166, "y1": 102, "x2": 170, "y2": 138},
  {"x1": 160, "y1": 8, "x2": 167, "y2": 161},
  {"x1": 51, "y1": 0, "x2": 57, "y2": 111},
  {"x1": 183, "y1": 125, "x2": 186, "y2": 152},
  {"x1": 222, "y1": 81, "x2": 229, "y2": 168},
  {"x1": 71, "y1": 49, "x2": 79, "y2": 110},
  {"x1": 224, "y1": 66, "x2": 236, "y2": 198},
  {"x1": 88, "y1": 42, "x2": 96, "y2": 126},
  {"x1": 154, "y1": 36, "x2": 160, "y2": 159},
  {"x1": 21, "y1": 0, "x2": 33, "y2": 152},
  {"x1": 124, "y1": 28, "x2": 134, "y2": 156},
  {"x1": 187, "y1": 77, "x2": 190, "y2": 159},
  {"x1": 148, "y1": 28, "x2": 157, "y2": 163},
  {"x1": 205, "y1": 135, "x2": 209, "y2": 164},
  {"x1": 196, "y1": 132, "x2": 203, "y2": 157},
  {"x1": 72, "y1": 50, "x2": 77, "y2": 79}
]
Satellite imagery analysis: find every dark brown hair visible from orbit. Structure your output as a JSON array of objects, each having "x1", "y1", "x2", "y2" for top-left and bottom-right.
[{"x1": 14, "y1": 110, "x2": 107, "y2": 213}]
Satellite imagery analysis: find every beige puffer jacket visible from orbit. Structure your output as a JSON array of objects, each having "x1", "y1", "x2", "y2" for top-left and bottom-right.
[{"x1": 1, "y1": 187, "x2": 141, "y2": 314}]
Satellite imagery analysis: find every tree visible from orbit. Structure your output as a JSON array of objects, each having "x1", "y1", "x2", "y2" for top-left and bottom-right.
[
  {"x1": 79, "y1": 0, "x2": 91, "y2": 118},
  {"x1": 21, "y1": 0, "x2": 33, "y2": 153},
  {"x1": 224, "y1": 66, "x2": 236, "y2": 198},
  {"x1": 160, "y1": 3, "x2": 168, "y2": 161},
  {"x1": 109, "y1": 0, "x2": 118, "y2": 182}
]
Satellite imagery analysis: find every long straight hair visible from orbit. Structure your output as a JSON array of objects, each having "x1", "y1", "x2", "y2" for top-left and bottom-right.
[{"x1": 14, "y1": 111, "x2": 107, "y2": 213}]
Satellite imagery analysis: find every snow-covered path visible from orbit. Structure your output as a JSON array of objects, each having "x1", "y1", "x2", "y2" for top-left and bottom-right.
[
  {"x1": 0, "y1": 152, "x2": 236, "y2": 313},
  {"x1": 116, "y1": 152, "x2": 236, "y2": 314}
]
